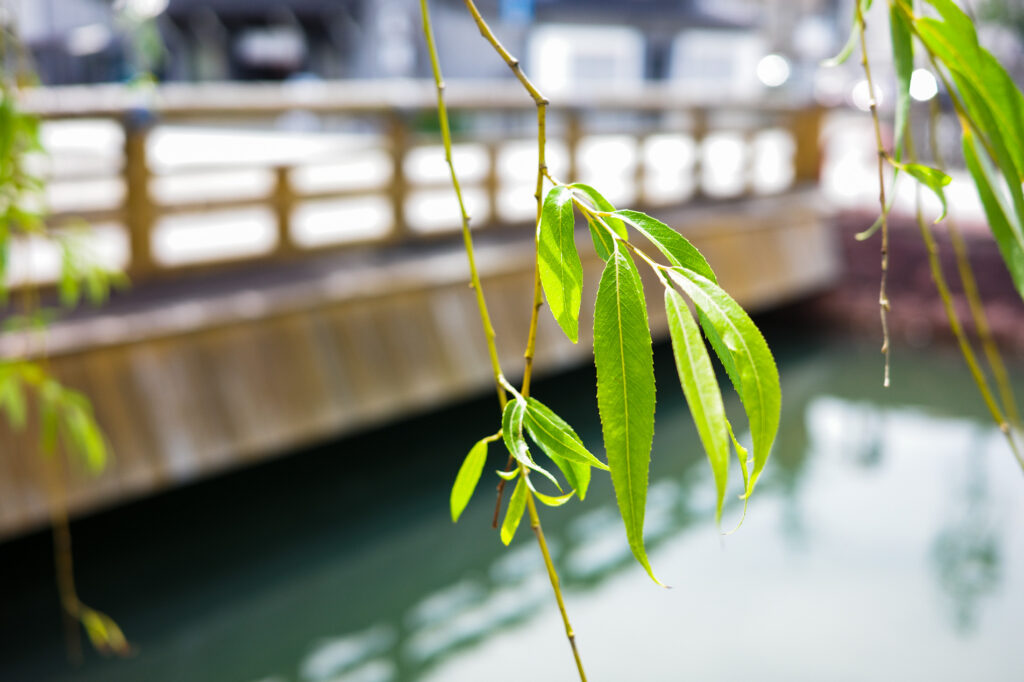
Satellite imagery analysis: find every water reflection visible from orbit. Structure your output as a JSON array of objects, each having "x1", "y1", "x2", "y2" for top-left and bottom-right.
[
  {"x1": 1, "y1": 337, "x2": 1022, "y2": 681},
  {"x1": 931, "y1": 434, "x2": 1002, "y2": 634}
]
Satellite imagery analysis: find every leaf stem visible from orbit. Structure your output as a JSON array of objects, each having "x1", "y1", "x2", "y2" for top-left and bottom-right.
[
  {"x1": 419, "y1": 0, "x2": 508, "y2": 411},
  {"x1": 856, "y1": 2, "x2": 892, "y2": 387},
  {"x1": 927, "y1": 98, "x2": 1021, "y2": 430},
  {"x1": 525, "y1": 489, "x2": 588, "y2": 681}
]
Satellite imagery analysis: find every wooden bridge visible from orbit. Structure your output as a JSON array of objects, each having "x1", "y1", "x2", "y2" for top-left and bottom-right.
[{"x1": 0, "y1": 81, "x2": 838, "y2": 540}]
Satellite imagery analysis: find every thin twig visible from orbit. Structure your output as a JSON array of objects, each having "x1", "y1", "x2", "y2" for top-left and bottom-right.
[
  {"x1": 419, "y1": 0, "x2": 508, "y2": 411},
  {"x1": 856, "y1": 3, "x2": 892, "y2": 387},
  {"x1": 526, "y1": 487, "x2": 588, "y2": 681}
]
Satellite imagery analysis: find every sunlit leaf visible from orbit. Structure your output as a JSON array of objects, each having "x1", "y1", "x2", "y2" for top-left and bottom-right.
[
  {"x1": 450, "y1": 436, "x2": 491, "y2": 522},
  {"x1": 495, "y1": 467, "x2": 519, "y2": 481},
  {"x1": 569, "y1": 183, "x2": 628, "y2": 239},
  {"x1": 594, "y1": 243, "x2": 660, "y2": 584},
  {"x1": 664, "y1": 287, "x2": 730, "y2": 523},
  {"x1": 585, "y1": 215, "x2": 616, "y2": 261},
  {"x1": 525, "y1": 476, "x2": 575, "y2": 507},
  {"x1": 524, "y1": 398, "x2": 608, "y2": 470},
  {"x1": 500, "y1": 475, "x2": 528, "y2": 545},
  {"x1": 898, "y1": 162, "x2": 952, "y2": 222},
  {"x1": 502, "y1": 398, "x2": 561, "y2": 489},
  {"x1": 538, "y1": 186, "x2": 583, "y2": 343},
  {"x1": 570, "y1": 183, "x2": 627, "y2": 260},
  {"x1": 524, "y1": 397, "x2": 600, "y2": 500},
  {"x1": 613, "y1": 210, "x2": 716, "y2": 281},
  {"x1": 667, "y1": 268, "x2": 780, "y2": 497}
]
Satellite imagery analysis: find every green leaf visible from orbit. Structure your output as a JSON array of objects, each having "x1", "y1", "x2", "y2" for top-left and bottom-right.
[
  {"x1": 523, "y1": 397, "x2": 600, "y2": 501},
  {"x1": 594, "y1": 243, "x2": 660, "y2": 584},
  {"x1": 821, "y1": 0, "x2": 872, "y2": 67},
  {"x1": 664, "y1": 287, "x2": 730, "y2": 524},
  {"x1": 962, "y1": 131, "x2": 1024, "y2": 300},
  {"x1": 450, "y1": 437, "x2": 491, "y2": 522},
  {"x1": 613, "y1": 210, "x2": 717, "y2": 282},
  {"x1": 538, "y1": 186, "x2": 583, "y2": 343},
  {"x1": 952, "y1": 73, "x2": 1024, "y2": 226},
  {"x1": 570, "y1": 183, "x2": 627, "y2": 261},
  {"x1": 898, "y1": 162, "x2": 952, "y2": 222},
  {"x1": 496, "y1": 467, "x2": 519, "y2": 481},
  {"x1": 586, "y1": 215, "x2": 616, "y2": 261},
  {"x1": 62, "y1": 396, "x2": 107, "y2": 473},
  {"x1": 525, "y1": 476, "x2": 575, "y2": 507},
  {"x1": 569, "y1": 183, "x2": 628, "y2": 239},
  {"x1": 916, "y1": 7, "x2": 1024, "y2": 182},
  {"x1": 500, "y1": 476, "x2": 528, "y2": 545},
  {"x1": 667, "y1": 268, "x2": 780, "y2": 497},
  {"x1": 524, "y1": 398, "x2": 608, "y2": 470},
  {"x1": 0, "y1": 371, "x2": 26, "y2": 430},
  {"x1": 890, "y1": 1, "x2": 914, "y2": 161},
  {"x1": 502, "y1": 398, "x2": 561, "y2": 489}
]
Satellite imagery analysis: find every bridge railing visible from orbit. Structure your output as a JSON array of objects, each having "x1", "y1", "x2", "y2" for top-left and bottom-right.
[{"x1": 20, "y1": 80, "x2": 823, "y2": 285}]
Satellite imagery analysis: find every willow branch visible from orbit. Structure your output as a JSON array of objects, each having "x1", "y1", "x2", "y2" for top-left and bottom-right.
[
  {"x1": 451, "y1": 5, "x2": 588, "y2": 677},
  {"x1": 419, "y1": 0, "x2": 508, "y2": 411},
  {"x1": 857, "y1": 3, "x2": 892, "y2": 387},
  {"x1": 526, "y1": 489, "x2": 588, "y2": 681},
  {"x1": 461, "y1": 0, "x2": 552, "y2": 523}
]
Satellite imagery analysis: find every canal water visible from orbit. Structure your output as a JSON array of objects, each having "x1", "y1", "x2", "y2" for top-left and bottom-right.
[{"x1": 1, "y1": 330, "x2": 1022, "y2": 681}]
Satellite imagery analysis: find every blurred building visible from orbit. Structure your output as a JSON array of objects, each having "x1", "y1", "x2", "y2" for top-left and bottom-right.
[{"x1": 9, "y1": 0, "x2": 836, "y2": 97}]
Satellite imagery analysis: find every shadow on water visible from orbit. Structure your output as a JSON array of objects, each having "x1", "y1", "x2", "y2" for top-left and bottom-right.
[{"x1": 0, "y1": 326, "x2": 1022, "y2": 681}]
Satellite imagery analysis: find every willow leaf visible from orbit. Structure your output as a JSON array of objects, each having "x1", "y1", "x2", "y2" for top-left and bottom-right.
[
  {"x1": 569, "y1": 183, "x2": 628, "y2": 239},
  {"x1": 571, "y1": 183, "x2": 627, "y2": 260},
  {"x1": 586, "y1": 216, "x2": 616, "y2": 261},
  {"x1": 495, "y1": 467, "x2": 519, "y2": 481},
  {"x1": 500, "y1": 476, "x2": 528, "y2": 545},
  {"x1": 916, "y1": 5, "x2": 1024, "y2": 178},
  {"x1": 613, "y1": 210, "x2": 716, "y2": 281},
  {"x1": 963, "y1": 131, "x2": 1024, "y2": 300},
  {"x1": 525, "y1": 398, "x2": 609, "y2": 470},
  {"x1": 952, "y1": 73, "x2": 1024, "y2": 225},
  {"x1": 524, "y1": 398, "x2": 601, "y2": 500},
  {"x1": 822, "y1": 0, "x2": 873, "y2": 67},
  {"x1": 899, "y1": 162, "x2": 952, "y2": 222},
  {"x1": 667, "y1": 268, "x2": 780, "y2": 496},
  {"x1": 890, "y1": 1, "x2": 914, "y2": 161},
  {"x1": 539, "y1": 185, "x2": 583, "y2": 343},
  {"x1": 594, "y1": 244, "x2": 660, "y2": 584},
  {"x1": 450, "y1": 437, "x2": 491, "y2": 522},
  {"x1": 665, "y1": 287, "x2": 730, "y2": 524},
  {"x1": 0, "y1": 372, "x2": 26, "y2": 430},
  {"x1": 525, "y1": 476, "x2": 576, "y2": 507},
  {"x1": 502, "y1": 398, "x2": 561, "y2": 490}
]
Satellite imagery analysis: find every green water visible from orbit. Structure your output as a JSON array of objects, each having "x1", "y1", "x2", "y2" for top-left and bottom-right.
[{"x1": 1, "y1": 333, "x2": 1022, "y2": 681}]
